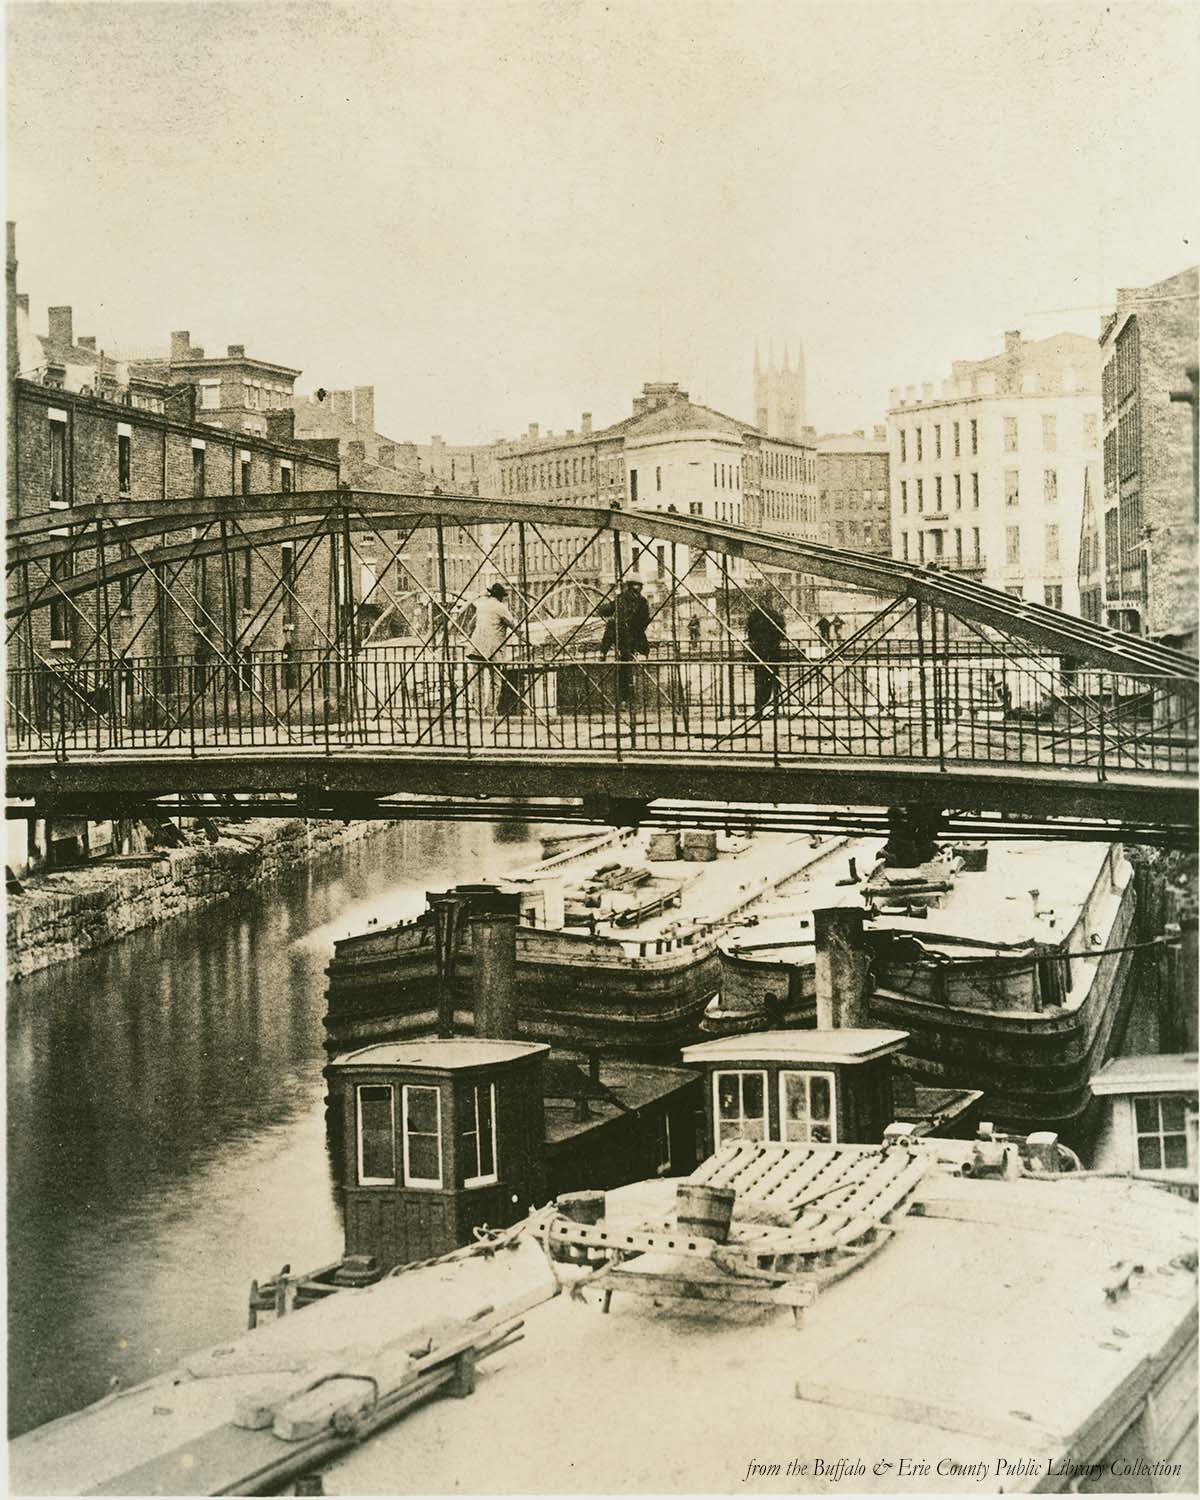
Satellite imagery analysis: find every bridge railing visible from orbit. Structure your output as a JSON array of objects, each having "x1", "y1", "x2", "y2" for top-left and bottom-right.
[{"x1": 6, "y1": 651, "x2": 1196, "y2": 779}]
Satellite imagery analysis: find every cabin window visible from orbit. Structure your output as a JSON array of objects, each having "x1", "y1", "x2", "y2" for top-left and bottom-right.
[
  {"x1": 714, "y1": 1070, "x2": 767, "y2": 1146},
  {"x1": 402, "y1": 1084, "x2": 443, "y2": 1188},
  {"x1": 779, "y1": 1071, "x2": 836, "y2": 1144},
  {"x1": 462, "y1": 1082, "x2": 497, "y2": 1187},
  {"x1": 1134, "y1": 1095, "x2": 1190, "y2": 1171},
  {"x1": 356, "y1": 1084, "x2": 396, "y2": 1185}
]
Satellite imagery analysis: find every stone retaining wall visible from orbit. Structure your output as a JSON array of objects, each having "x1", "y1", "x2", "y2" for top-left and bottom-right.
[{"x1": 7, "y1": 819, "x2": 387, "y2": 981}]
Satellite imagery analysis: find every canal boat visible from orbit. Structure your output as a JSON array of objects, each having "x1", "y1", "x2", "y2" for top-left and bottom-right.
[
  {"x1": 707, "y1": 837, "x2": 1142, "y2": 1140},
  {"x1": 14, "y1": 1136, "x2": 1195, "y2": 1496},
  {"x1": 325, "y1": 827, "x2": 843, "y2": 1054}
]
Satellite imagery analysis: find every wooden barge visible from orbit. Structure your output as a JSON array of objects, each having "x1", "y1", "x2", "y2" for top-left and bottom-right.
[
  {"x1": 707, "y1": 839, "x2": 1142, "y2": 1140},
  {"x1": 324, "y1": 828, "x2": 841, "y2": 1054}
]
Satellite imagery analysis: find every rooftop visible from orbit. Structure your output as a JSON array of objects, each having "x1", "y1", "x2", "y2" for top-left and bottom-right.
[
  {"x1": 329, "y1": 1038, "x2": 550, "y2": 1071},
  {"x1": 1091, "y1": 1053, "x2": 1198, "y2": 1097},
  {"x1": 681, "y1": 1028, "x2": 909, "y2": 1065}
]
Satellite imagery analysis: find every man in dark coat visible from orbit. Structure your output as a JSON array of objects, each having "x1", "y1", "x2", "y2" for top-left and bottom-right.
[
  {"x1": 745, "y1": 594, "x2": 786, "y2": 715},
  {"x1": 598, "y1": 580, "x2": 651, "y2": 707}
]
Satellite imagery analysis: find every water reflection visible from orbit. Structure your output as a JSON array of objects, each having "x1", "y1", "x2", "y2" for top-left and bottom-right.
[{"x1": 6, "y1": 819, "x2": 545, "y2": 1437}]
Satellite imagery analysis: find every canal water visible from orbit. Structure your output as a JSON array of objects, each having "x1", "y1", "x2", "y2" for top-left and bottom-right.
[{"x1": 6, "y1": 819, "x2": 547, "y2": 1439}]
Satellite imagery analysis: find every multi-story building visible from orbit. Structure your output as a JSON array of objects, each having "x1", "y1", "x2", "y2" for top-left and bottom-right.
[
  {"x1": 493, "y1": 382, "x2": 817, "y2": 611},
  {"x1": 1093, "y1": 266, "x2": 1199, "y2": 649},
  {"x1": 887, "y1": 331, "x2": 1101, "y2": 613},
  {"x1": 752, "y1": 343, "x2": 806, "y2": 438},
  {"x1": 128, "y1": 330, "x2": 302, "y2": 439},
  {"x1": 816, "y1": 429, "x2": 891, "y2": 554}
]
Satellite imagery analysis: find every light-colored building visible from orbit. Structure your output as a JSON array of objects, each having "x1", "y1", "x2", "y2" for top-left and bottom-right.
[
  {"x1": 1093, "y1": 266, "x2": 1199, "y2": 649},
  {"x1": 887, "y1": 331, "x2": 1102, "y2": 613},
  {"x1": 1090, "y1": 1054, "x2": 1197, "y2": 1186},
  {"x1": 129, "y1": 330, "x2": 301, "y2": 438},
  {"x1": 816, "y1": 429, "x2": 891, "y2": 554}
]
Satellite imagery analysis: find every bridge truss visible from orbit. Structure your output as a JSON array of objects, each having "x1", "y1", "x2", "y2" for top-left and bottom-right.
[{"x1": 6, "y1": 490, "x2": 1198, "y2": 840}]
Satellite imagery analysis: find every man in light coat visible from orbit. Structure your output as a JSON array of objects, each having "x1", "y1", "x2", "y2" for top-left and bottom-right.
[{"x1": 467, "y1": 583, "x2": 516, "y2": 716}]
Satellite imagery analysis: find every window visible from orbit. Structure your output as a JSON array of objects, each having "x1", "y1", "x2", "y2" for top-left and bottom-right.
[
  {"x1": 630, "y1": 469, "x2": 638, "y2": 503},
  {"x1": 916, "y1": 427, "x2": 923, "y2": 462},
  {"x1": 916, "y1": 478, "x2": 924, "y2": 512},
  {"x1": 655, "y1": 1114, "x2": 673, "y2": 1174},
  {"x1": 191, "y1": 444, "x2": 205, "y2": 498},
  {"x1": 1006, "y1": 525, "x2": 1021, "y2": 564},
  {"x1": 356, "y1": 1084, "x2": 396, "y2": 1185},
  {"x1": 461, "y1": 1082, "x2": 497, "y2": 1186},
  {"x1": 899, "y1": 430, "x2": 907, "y2": 463},
  {"x1": 970, "y1": 418, "x2": 979, "y2": 455},
  {"x1": 1045, "y1": 523, "x2": 1060, "y2": 565},
  {"x1": 1043, "y1": 468, "x2": 1057, "y2": 504},
  {"x1": 1004, "y1": 416, "x2": 1018, "y2": 452},
  {"x1": 714, "y1": 1070, "x2": 767, "y2": 1146},
  {"x1": 1042, "y1": 413, "x2": 1056, "y2": 451},
  {"x1": 780, "y1": 1071, "x2": 835, "y2": 1144},
  {"x1": 935, "y1": 476, "x2": 943, "y2": 511},
  {"x1": 1043, "y1": 585, "x2": 1063, "y2": 609},
  {"x1": 901, "y1": 532, "x2": 910, "y2": 560},
  {"x1": 954, "y1": 474, "x2": 962, "y2": 509},
  {"x1": 246, "y1": 382, "x2": 260, "y2": 410},
  {"x1": 49, "y1": 418, "x2": 68, "y2": 506},
  {"x1": 1135, "y1": 1096, "x2": 1190, "y2": 1171},
  {"x1": 900, "y1": 480, "x2": 907, "y2": 514},
  {"x1": 953, "y1": 421, "x2": 961, "y2": 457},
  {"x1": 240, "y1": 457, "x2": 252, "y2": 496},
  {"x1": 281, "y1": 542, "x2": 296, "y2": 623},
  {"x1": 1004, "y1": 469, "x2": 1020, "y2": 506},
  {"x1": 402, "y1": 1084, "x2": 443, "y2": 1187},
  {"x1": 117, "y1": 433, "x2": 131, "y2": 497},
  {"x1": 280, "y1": 461, "x2": 293, "y2": 494},
  {"x1": 688, "y1": 500, "x2": 703, "y2": 516},
  {"x1": 118, "y1": 539, "x2": 135, "y2": 614},
  {"x1": 713, "y1": 463, "x2": 719, "y2": 488},
  {"x1": 955, "y1": 527, "x2": 963, "y2": 563},
  {"x1": 199, "y1": 380, "x2": 220, "y2": 411},
  {"x1": 934, "y1": 424, "x2": 942, "y2": 460},
  {"x1": 238, "y1": 549, "x2": 252, "y2": 610},
  {"x1": 1005, "y1": 584, "x2": 1024, "y2": 598},
  {"x1": 655, "y1": 465, "x2": 662, "y2": 493},
  {"x1": 972, "y1": 472, "x2": 980, "y2": 508},
  {"x1": 972, "y1": 527, "x2": 981, "y2": 560},
  {"x1": 49, "y1": 552, "x2": 73, "y2": 646}
]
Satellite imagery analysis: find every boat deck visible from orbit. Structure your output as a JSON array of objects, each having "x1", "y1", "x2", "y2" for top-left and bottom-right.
[{"x1": 12, "y1": 1159, "x2": 1195, "y2": 1496}]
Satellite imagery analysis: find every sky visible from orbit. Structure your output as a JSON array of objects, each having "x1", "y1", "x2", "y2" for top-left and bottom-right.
[{"x1": 6, "y1": 0, "x2": 1198, "y2": 444}]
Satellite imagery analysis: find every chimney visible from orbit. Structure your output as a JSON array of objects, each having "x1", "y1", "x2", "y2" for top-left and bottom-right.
[
  {"x1": 226, "y1": 344, "x2": 245, "y2": 357},
  {"x1": 527, "y1": 422, "x2": 539, "y2": 440},
  {"x1": 353, "y1": 385, "x2": 375, "y2": 434},
  {"x1": 813, "y1": 907, "x2": 871, "y2": 1030},
  {"x1": 77, "y1": 336, "x2": 96, "y2": 351},
  {"x1": 16, "y1": 293, "x2": 29, "y2": 316},
  {"x1": 346, "y1": 438, "x2": 367, "y2": 468},
  {"x1": 170, "y1": 330, "x2": 191, "y2": 361},
  {"x1": 47, "y1": 306, "x2": 73, "y2": 349},
  {"x1": 471, "y1": 892, "x2": 522, "y2": 1040},
  {"x1": 581, "y1": 412, "x2": 592, "y2": 435},
  {"x1": 1003, "y1": 330, "x2": 1023, "y2": 394},
  {"x1": 331, "y1": 389, "x2": 353, "y2": 424},
  {"x1": 377, "y1": 443, "x2": 396, "y2": 469},
  {"x1": 266, "y1": 410, "x2": 295, "y2": 444}
]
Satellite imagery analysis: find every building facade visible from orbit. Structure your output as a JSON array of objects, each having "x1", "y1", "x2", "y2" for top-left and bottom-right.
[
  {"x1": 127, "y1": 331, "x2": 301, "y2": 439},
  {"x1": 888, "y1": 331, "x2": 1101, "y2": 613},
  {"x1": 816, "y1": 430, "x2": 891, "y2": 554},
  {"x1": 1094, "y1": 266, "x2": 1199, "y2": 648}
]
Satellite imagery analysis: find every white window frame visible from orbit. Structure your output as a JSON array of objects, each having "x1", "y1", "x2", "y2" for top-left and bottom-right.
[
  {"x1": 402, "y1": 1083, "x2": 443, "y2": 1189},
  {"x1": 713, "y1": 1069, "x2": 768, "y2": 1147},
  {"x1": 463, "y1": 1081, "x2": 498, "y2": 1188},
  {"x1": 198, "y1": 380, "x2": 220, "y2": 411},
  {"x1": 778, "y1": 1070, "x2": 837, "y2": 1145},
  {"x1": 356, "y1": 1083, "x2": 396, "y2": 1186},
  {"x1": 1133, "y1": 1094, "x2": 1191, "y2": 1173}
]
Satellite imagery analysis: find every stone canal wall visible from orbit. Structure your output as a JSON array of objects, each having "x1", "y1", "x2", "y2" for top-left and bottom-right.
[{"x1": 7, "y1": 819, "x2": 388, "y2": 980}]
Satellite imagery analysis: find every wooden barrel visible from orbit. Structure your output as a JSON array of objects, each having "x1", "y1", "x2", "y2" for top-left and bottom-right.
[{"x1": 676, "y1": 1183, "x2": 736, "y2": 1243}]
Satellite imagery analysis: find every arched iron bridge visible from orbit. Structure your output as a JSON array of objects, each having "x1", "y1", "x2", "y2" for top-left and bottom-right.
[{"x1": 6, "y1": 489, "x2": 1197, "y2": 841}]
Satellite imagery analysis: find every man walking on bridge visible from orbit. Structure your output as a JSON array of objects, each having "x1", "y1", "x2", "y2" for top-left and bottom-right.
[
  {"x1": 746, "y1": 591, "x2": 786, "y2": 717},
  {"x1": 467, "y1": 583, "x2": 516, "y2": 717},
  {"x1": 598, "y1": 579, "x2": 650, "y2": 711}
]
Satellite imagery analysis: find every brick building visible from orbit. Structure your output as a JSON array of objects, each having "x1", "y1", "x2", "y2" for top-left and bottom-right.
[
  {"x1": 816, "y1": 429, "x2": 891, "y2": 554},
  {"x1": 888, "y1": 332, "x2": 1101, "y2": 613},
  {"x1": 1094, "y1": 266, "x2": 1199, "y2": 649}
]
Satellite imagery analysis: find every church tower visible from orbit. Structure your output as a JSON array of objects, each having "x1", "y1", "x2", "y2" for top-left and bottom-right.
[{"x1": 753, "y1": 341, "x2": 806, "y2": 440}]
